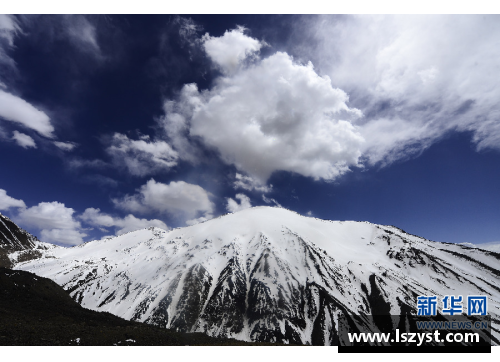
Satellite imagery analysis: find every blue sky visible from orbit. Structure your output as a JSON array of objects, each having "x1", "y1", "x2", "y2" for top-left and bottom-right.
[{"x1": 0, "y1": 14, "x2": 499, "y2": 246}]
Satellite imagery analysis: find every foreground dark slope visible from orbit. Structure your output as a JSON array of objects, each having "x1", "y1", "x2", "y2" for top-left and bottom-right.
[{"x1": 0, "y1": 267, "x2": 281, "y2": 346}]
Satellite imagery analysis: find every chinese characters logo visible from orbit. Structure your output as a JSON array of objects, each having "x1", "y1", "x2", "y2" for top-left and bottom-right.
[{"x1": 417, "y1": 295, "x2": 487, "y2": 316}]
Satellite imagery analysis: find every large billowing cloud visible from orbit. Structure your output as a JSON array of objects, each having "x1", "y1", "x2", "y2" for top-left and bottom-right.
[
  {"x1": 0, "y1": 189, "x2": 26, "y2": 210},
  {"x1": 164, "y1": 47, "x2": 364, "y2": 184},
  {"x1": 0, "y1": 90, "x2": 54, "y2": 138},
  {"x1": 160, "y1": 18, "x2": 500, "y2": 185},
  {"x1": 1, "y1": 190, "x2": 86, "y2": 245},
  {"x1": 113, "y1": 178, "x2": 214, "y2": 223},
  {"x1": 295, "y1": 15, "x2": 500, "y2": 166},
  {"x1": 16, "y1": 201, "x2": 86, "y2": 246},
  {"x1": 80, "y1": 208, "x2": 168, "y2": 235},
  {"x1": 105, "y1": 133, "x2": 178, "y2": 176}
]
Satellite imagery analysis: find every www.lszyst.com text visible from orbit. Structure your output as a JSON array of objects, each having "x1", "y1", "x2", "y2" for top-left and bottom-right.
[{"x1": 347, "y1": 329, "x2": 479, "y2": 346}]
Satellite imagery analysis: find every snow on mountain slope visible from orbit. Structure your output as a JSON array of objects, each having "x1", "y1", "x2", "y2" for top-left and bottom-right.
[
  {"x1": 474, "y1": 241, "x2": 500, "y2": 254},
  {"x1": 15, "y1": 207, "x2": 500, "y2": 345}
]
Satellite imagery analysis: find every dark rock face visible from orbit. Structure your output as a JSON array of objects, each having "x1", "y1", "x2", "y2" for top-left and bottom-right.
[
  {"x1": 170, "y1": 263, "x2": 213, "y2": 332},
  {"x1": 0, "y1": 213, "x2": 37, "y2": 250},
  {"x1": 0, "y1": 213, "x2": 42, "y2": 268},
  {"x1": 143, "y1": 273, "x2": 182, "y2": 327},
  {"x1": 200, "y1": 257, "x2": 247, "y2": 336}
]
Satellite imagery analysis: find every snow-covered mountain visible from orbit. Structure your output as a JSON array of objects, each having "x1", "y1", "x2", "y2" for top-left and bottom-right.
[{"x1": 13, "y1": 207, "x2": 500, "y2": 345}]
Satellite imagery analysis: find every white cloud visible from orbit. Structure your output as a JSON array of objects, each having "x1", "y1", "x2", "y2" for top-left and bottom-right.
[
  {"x1": 54, "y1": 141, "x2": 77, "y2": 151},
  {"x1": 202, "y1": 26, "x2": 264, "y2": 73},
  {"x1": 17, "y1": 201, "x2": 81, "y2": 230},
  {"x1": 234, "y1": 173, "x2": 272, "y2": 193},
  {"x1": 81, "y1": 208, "x2": 168, "y2": 235},
  {"x1": 16, "y1": 201, "x2": 86, "y2": 246},
  {"x1": 80, "y1": 207, "x2": 115, "y2": 227},
  {"x1": 113, "y1": 179, "x2": 214, "y2": 223},
  {"x1": 0, "y1": 189, "x2": 26, "y2": 210},
  {"x1": 298, "y1": 15, "x2": 500, "y2": 165},
  {"x1": 12, "y1": 131, "x2": 36, "y2": 149},
  {"x1": 262, "y1": 194, "x2": 282, "y2": 208},
  {"x1": 165, "y1": 48, "x2": 364, "y2": 184},
  {"x1": 106, "y1": 133, "x2": 178, "y2": 176},
  {"x1": 0, "y1": 89, "x2": 54, "y2": 138},
  {"x1": 226, "y1": 193, "x2": 252, "y2": 213}
]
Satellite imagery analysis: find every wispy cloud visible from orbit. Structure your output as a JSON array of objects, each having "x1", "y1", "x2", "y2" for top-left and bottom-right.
[
  {"x1": 262, "y1": 194, "x2": 282, "y2": 208},
  {"x1": 63, "y1": 15, "x2": 101, "y2": 56},
  {"x1": 233, "y1": 173, "x2": 272, "y2": 193},
  {"x1": 12, "y1": 130, "x2": 36, "y2": 148},
  {"x1": 53, "y1": 141, "x2": 77, "y2": 151},
  {"x1": 0, "y1": 14, "x2": 20, "y2": 71},
  {"x1": 105, "y1": 133, "x2": 178, "y2": 177},
  {"x1": 0, "y1": 14, "x2": 20, "y2": 47},
  {"x1": 68, "y1": 158, "x2": 108, "y2": 170},
  {"x1": 296, "y1": 15, "x2": 500, "y2": 166},
  {"x1": 226, "y1": 193, "x2": 252, "y2": 213},
  {"x1": 0, "y1": 89, "x2": 54, "y2": 138}
]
